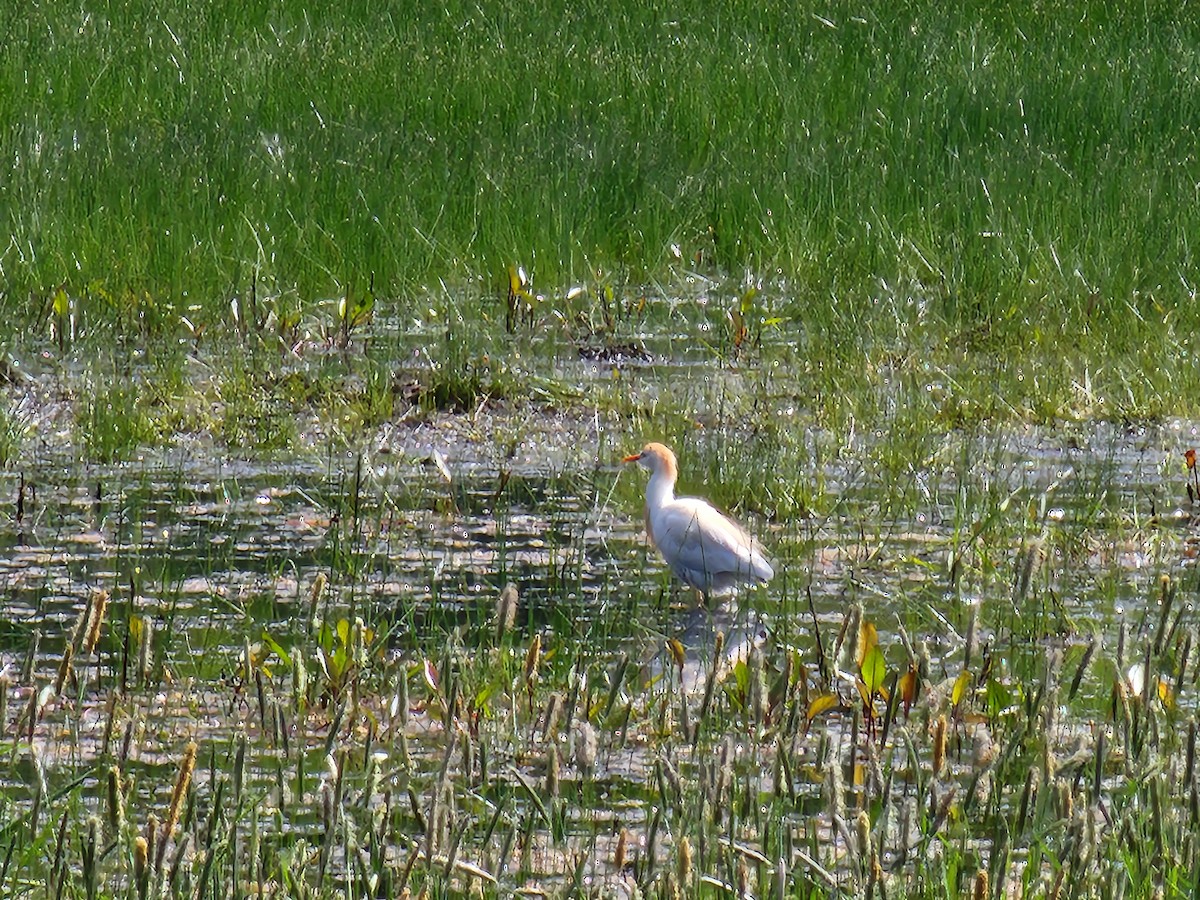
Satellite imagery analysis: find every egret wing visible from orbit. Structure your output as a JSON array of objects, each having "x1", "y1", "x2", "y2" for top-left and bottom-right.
[{"x1": 653, "y1": 499, "x2": 773, "y2": 589}]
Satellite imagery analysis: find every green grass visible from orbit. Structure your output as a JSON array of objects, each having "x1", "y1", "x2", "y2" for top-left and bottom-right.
[
  {"x1": 3, "y1": 1, "x2": 1199, "y2": 355},
  {"x1": 78, "y1": 380, "x2": 162, "y2": 462},
  {"x1": 0, "y1": 399, "x2": 28, "y2": 466},
  {"x1": 1, "y1": 0, "x2": 1198, "y2": 450}
]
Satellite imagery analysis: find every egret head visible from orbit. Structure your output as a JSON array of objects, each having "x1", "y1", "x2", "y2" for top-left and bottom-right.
[{"x1": 622, "y1": 442, "x2": 678, "y2": 479}]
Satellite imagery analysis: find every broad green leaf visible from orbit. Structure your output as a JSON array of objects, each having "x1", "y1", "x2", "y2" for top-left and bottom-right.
[
  {"x1": 261, "y1": 631, "x2": 290, "y2": 666},
  {"x1": 861, "y1": 646, "x2": 886, "y2": 695}
]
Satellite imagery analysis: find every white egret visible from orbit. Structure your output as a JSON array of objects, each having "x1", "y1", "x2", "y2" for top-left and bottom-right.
[{"x1": 623, "y1": 442, "x2": 774, "y2": 598}]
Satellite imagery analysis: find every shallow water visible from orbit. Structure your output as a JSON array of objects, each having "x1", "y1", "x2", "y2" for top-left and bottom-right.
[
  {"x1": 2, "y1": 338, "x2": 1199, "y2": 890},
  {"x1": 2, "y1": 418, "x2": 1185, "y2": 667},
  {"x1": 1, "y1": 426, "x2": 1189, "y2": 683}
]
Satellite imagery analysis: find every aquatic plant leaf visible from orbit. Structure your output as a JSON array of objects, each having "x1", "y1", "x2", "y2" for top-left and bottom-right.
[
  {"x1": 855, "y1": 679, "x2": 872, "y2": 709},
  {"x1": 856, "y1": 621, "x2": 879, "y2": 669},
  {"x1": 899, "y1": 667, "x2": 919, "y2": 707},
  {"x1": 807, "y1": 693, "x2": 837, "y2": 720},
  {"x1": 739, "y1": 286, "x2": 759, "y2": 314},
  {"x1": 341, "y1": 290, "x2": 374, "y2": 328},
  {"x1": 1157, "y1": 678, "x2": 1174, "y2": 709},
  {"x1": 260, "y1": 631, "x2": 289, "y2": 666},
  {"x1": 322, "y1": 625, "x2": 341, "y2": 656},
  {"x1": 951, "y1": 670, "x2": 971, "y2": 707},
  {"x1": 53, "y1": 288, "x2": 69, "y2": 319},
  {"x1": 731, "y1": 308, "x2": 746, "y2": 349},
  {"x1": 984, "y1": 677, "x2": 1013, "y2": 718},
  {"x1": 328, "y1": 647, "x2": 349, "y2": 679},
  {"x1": 508, "y1": 266, "x2": 528, "y2": 297},
  {"x1": 861, "y1": 646, "x2": 886, "y2": 695},
  {"x1": 473, "y1": 683, "x2": 495, "y2": 710},
  {"x1": 1187, "y1": 449, "x2": 1196, "y2": 470},
  {"x1": 666, "y1": 639, "x2": 685, "y2": 671}
]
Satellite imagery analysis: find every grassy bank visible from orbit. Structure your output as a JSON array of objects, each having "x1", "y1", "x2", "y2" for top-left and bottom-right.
[{"x1": 2, "y1": 1, "x2": 1199, "y2": 352}]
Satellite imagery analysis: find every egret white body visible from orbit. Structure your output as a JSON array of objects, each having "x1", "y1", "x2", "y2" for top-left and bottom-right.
[{"x1": 624, "y1": 442, "x2": 774, "y2": 597}]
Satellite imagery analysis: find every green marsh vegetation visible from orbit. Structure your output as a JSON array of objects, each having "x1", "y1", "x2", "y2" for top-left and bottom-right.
[
  {"x1": 3, "y1": 0, "x2": 1200, "y2": 897},
  {"x1": 3, "y1": 0, "x2": 1200, "y2": 414}
]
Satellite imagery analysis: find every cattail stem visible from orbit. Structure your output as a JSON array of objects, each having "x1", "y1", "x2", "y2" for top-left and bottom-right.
[
  {"x1": 54, "y1": 643, "x2": 74, "y2": 697},
  {"x1": 84, "y1": 589, "x2": 110, "y2": 655},
  {"x1": 932, "y1": 715, "x2": 947, "y2": 778},
  {"x1": 133, "y1": 836, "x2": 149, "y2": 900},
  {"x1": 107, "y1": 766, "x2": 125, "y2": 831},
  {"x1": 158, "y1": 741, "x2": 197, "y2": 871}
]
